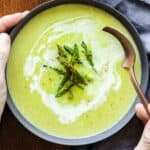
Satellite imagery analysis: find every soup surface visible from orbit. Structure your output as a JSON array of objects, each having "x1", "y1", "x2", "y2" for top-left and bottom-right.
[{"x1": 7, "y1": 4, "x2": 141, "y2": 138}]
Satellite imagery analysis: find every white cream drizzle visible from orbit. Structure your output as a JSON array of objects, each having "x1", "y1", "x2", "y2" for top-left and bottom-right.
[
  {"x1": 24, "y1": 55, "x2": 40, "y2": 79},
  {"x1": 24, "y1": 17, "x2": 124, "y2": 124}
]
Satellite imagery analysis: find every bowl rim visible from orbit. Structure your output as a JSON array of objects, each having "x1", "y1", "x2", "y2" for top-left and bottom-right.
[{"x1": 7, "y1": 0, "x2": 149, "y2": 146}]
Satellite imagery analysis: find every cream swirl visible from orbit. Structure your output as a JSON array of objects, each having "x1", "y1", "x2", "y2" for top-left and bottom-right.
[{"x1": 24, "y1": 17, "x2": 123, "y2": 124}]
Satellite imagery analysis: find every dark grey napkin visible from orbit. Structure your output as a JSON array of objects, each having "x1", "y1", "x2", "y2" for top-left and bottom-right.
[
  {"x1": 116, "y1": 0, "x2": 150, "y2": 53},
  {"x1": 99, "y1": 0, "x2": 123, "y2": 7}
]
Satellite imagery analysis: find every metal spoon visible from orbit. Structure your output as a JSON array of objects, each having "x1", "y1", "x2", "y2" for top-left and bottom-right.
[{"x1": 103, "y1": 26, "x2": 150, "y2": 117}]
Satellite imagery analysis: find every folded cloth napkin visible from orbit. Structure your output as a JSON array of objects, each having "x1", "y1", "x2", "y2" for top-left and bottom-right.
[
  {"x1": 139, "y1": 0, "x2": 150, "y2": 4},
  {"x1": 99, "y1": 0, "x2": 123, "y2": 7},
  {"x1": 116, "y1": 0, "x2": 150, "y2": 53}
]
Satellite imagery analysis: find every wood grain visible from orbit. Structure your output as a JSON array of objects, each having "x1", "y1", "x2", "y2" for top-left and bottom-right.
[{"x1": 0, "y1": 0, "x2": 46, "y2": 16}]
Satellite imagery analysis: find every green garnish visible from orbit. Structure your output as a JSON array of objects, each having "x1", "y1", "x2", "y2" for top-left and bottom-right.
[
  {"x1": 43, "y1": 65, "x2": 65, "y2": 75},
  {"x1": 63, "y1": 44, "x2": 82, "y2": 64},
  {"x1": 81, "y1": 41, "x2": 96, "y2": 72},
  {"x1": 57, "y1": 44, "x2": 67, "y2": 58},
  {"x1": 57, "y1": 73, "x2": 69, "y2": 92},
  {"x1": 72, "y1": 44, "x2": 82, "y2": 64},
  {"x1": 43, "y1": 42, "x2": 96, "y2": 98},
  {"x1": 63, "y1": 45, "x2": 74, "y2": 55},
  {"x1": 56, "y1": 65, "x2": 87, "y2": 97},
  {"x1": 56, "y1": 82, "x2": 74, "y2": 97}
]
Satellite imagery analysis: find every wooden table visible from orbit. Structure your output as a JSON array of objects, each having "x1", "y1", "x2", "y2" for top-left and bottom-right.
[{"x1": 0, "y1": 0, "x2": 144, "y2": 149}]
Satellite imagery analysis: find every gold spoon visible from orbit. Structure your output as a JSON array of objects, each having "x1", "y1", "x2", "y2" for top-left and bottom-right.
[{"x1": 103, "y1": 26, "x2": 150, "y2": 117}]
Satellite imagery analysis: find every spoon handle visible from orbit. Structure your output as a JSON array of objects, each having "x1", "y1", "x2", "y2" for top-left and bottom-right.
[{"x1": 129, "y1": 66, "x2": 150, "y2": 117}]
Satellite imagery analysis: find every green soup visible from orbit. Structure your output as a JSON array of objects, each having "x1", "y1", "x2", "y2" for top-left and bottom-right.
[{"x1": 7, "y1": 4, "x2": 141, "y2": 138}]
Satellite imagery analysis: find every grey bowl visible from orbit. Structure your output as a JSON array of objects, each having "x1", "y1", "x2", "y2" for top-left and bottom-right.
[{"x1": 7, "y1": 0, "x2": 149, "y2": 146}]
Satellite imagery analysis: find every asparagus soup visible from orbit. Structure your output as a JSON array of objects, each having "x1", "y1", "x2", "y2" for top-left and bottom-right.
[{"x1": 7, "y1": 4, "x2": 141, "y2": 138}]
